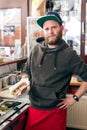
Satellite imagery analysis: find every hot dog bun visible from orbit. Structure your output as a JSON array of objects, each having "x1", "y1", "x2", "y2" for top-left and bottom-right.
[{"x1": 9, "y1": 78, "x2": 29, "y2": 96}]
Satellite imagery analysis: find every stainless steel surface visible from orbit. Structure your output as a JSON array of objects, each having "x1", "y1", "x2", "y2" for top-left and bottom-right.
[
  {"x1": 0, "y1": 89, "x2": 30, "y2": 130},
  {"x1": 0, "y1": 104, "x2": 29, "y2": 130}
]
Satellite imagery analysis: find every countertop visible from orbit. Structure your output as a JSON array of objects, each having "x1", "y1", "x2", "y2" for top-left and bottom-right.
[
  {"x1": 0, "y1": 88, "x2": 30, "y2": 103},
  {"x1": 0, "y1": 76, "x2": 84, "y2": 130},
  {"x1": 0, "y1": 90, "x2": 30, "y2": 130},
  {"x1": 70, "y1": 75, "x2": 82, "y2": 86}
]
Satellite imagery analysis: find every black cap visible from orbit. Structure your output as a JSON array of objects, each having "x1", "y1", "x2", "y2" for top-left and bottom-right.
[{"x1": 37, "y1": 11, "x2": 63, "y2": 28}]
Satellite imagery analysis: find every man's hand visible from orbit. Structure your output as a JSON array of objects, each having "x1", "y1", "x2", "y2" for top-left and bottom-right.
[
  {"x1": 21, "y1": 74, "x2": 29, "y2": 79},
  {"x1": 56, "y1": 96, "x2": 76, "y2": 109}
]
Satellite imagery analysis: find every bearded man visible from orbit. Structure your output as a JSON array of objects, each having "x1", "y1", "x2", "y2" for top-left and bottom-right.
[{"x1": 22, "y1": 11, "x2": 87, "y2": 130}]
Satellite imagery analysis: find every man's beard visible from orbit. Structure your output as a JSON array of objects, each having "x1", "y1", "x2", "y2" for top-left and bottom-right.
[{"x1": 45, "y1": 30, "x2": 62, "y2": 46}]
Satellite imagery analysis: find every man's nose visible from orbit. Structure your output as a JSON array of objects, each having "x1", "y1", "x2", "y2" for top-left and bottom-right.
[{"x1": 48, "y1": 28, "x2": 53, "y2": 34}]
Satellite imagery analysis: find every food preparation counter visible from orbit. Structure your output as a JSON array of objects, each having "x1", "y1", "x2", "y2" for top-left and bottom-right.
[
  {"x1": 0, "y1": 102, "x2": 29, "y2": 130},
  {"x1": 0, "y1": 75, "x2": 82, "y2": 130},
  {"x1": 70, "y1": 75, "x2": 82, "y2": 86},
  {"x1": 68, "y1": 75, "x2": 82, "y2": 94},
  {"x1": 0, "y1": 89, "x2": 30, "y2": 130}
]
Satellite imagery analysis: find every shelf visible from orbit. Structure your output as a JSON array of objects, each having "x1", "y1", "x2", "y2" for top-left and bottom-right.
[{"x1": 0, "y1": 57, "x2": 27, "y2": 66}]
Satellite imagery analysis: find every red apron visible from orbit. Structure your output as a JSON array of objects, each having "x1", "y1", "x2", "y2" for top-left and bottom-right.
[{"x1": 25, "y1": 106, "x2": 67, "y2": 130}]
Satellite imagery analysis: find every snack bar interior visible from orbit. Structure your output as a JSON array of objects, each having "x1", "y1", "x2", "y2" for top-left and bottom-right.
[{"x1": 0, "y1": 0, "x2": 87, "y2": 130}]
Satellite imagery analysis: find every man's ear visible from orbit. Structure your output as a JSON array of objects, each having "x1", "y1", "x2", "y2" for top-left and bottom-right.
[{"x1": 62, "y1": 25, "x2": 68, "y2": 35}]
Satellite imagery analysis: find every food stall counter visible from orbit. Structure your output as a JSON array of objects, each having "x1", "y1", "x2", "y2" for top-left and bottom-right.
[{"x1": 70, "y1": 75, "x2": 81, "y2": 86}]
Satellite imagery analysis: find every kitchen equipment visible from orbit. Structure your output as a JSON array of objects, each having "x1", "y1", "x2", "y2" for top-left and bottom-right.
[
  {"x1": 9, "y1": 74, "x2": 16, "y2": 85},
  {"x1": 0, "y1": 78, "x2": 30, "y2": 130},
  {"x1": 0, "y1": 98, "x2": 29, "y2": 130},
  {"x1": 2, "y1": 75, "x2": 10, "y2": 88},
  {"x1": 0, "y1": 100, "x2": 21, "y2": 116}
]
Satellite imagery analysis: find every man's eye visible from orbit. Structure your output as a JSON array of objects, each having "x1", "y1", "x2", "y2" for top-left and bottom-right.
[
  {"x1": 44, "y1": 28, "x2": 49, "y2": 31},
  {"x1": 52, "y1": 26, "x2": 57, "y2": 29}
]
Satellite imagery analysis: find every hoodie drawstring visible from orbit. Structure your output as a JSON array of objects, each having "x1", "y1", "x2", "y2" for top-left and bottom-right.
[
  {"x1": 39, "y1": 40, "x2": 68, "y2": 70},
  {"x1": 54, "y1": 51, "x2": 58, "y2": 70},
  {"x1": 39, "y1": 48, "x2": 46, "y2": 67}
]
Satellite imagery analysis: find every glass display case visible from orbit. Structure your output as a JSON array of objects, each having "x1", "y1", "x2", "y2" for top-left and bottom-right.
[
  {"x1": 0, "y1": 0, "x2": 28, "y2": 64},
  {"x1": 52, "y1": 0, "x2": 81, "y2": 55},
  {"x1": 28, "y1": 0, "x2": 87, "y2": 62},
  {"x1": 0, "y1": 8, "x2": 21, "y2": 47}
]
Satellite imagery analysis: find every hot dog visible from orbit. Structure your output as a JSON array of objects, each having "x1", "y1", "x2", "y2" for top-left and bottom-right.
[
  {"x1": 9, "y1": 79, "x2": 29, "y2": 96},
  {"x1": 11, "y1": 82, "x2": 27, "y2": 96}
]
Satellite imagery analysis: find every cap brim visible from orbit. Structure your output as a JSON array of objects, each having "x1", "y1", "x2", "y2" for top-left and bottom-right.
[{"x1": 37, "y1": 15, "x2": 62, "y2": 28}]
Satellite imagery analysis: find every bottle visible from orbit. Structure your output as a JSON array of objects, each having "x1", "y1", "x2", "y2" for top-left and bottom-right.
[{"x1": 10, "y1": 47, "x2": 14, "y2": 60}]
